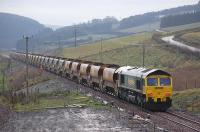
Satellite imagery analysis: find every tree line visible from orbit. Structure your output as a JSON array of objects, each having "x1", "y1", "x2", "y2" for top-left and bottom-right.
[{"x1": 160, "y1": 11, "x2": 200, "y2": 28}]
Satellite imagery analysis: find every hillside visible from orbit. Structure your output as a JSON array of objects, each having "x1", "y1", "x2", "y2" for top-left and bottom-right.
[{"x1": 0, "y1": 13, "x2": 45, "y2": 49}]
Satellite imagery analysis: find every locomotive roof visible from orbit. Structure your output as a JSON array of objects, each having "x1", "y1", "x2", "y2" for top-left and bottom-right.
[{"x1": 115, "y1": 66, "x2": 171, "y2": 78}]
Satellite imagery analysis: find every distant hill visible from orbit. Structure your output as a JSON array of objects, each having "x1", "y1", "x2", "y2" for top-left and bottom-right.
[
  {"x1": 119, "y1": 1, "x2": 200, "y2": 29},
  {"x1": 16, "y1": 17, "x2": 122, "y2": 52},
  {"x1": 0, "y1": 13, "x2": 45, "y2": 49},
  {"x1": 17, "y1": 1, "x2": 200, "y2": 52}
]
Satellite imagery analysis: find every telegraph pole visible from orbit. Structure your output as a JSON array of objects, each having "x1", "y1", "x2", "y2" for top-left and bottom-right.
[
  {"x1": 25, "y1": 36, "x2": 29, "y2": 101},
  {"x1": 23, "y1": 36, "x2": 29, "y2": 102}
]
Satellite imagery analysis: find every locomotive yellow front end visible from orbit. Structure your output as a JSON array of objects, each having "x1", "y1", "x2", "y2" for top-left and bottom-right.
[{"x1": 144, "y1": 74, "x2": 173, "y2": 111}]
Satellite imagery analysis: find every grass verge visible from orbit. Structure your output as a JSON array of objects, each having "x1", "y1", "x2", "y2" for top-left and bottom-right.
[{"x1": 13, "y1": 91, "x2": 108, "y2": 112}]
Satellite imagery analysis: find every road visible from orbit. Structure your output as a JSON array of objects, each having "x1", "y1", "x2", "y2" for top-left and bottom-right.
[{"x1": 162, "y1": 36, "x2": 200, "y2": 54}]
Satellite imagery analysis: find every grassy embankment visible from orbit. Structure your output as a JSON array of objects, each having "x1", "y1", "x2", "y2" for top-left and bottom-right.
[{"x1": 172, "y1": 89, "x2": 200, "y2": 113}]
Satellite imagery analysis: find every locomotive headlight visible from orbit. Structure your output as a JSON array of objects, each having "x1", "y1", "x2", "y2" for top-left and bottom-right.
[
  {"x1": 165, "y1": 92, "x2": 171, "y2": 97},
  {"x1": 148, "y1": 93, "x2": 153, "y2": 97}
]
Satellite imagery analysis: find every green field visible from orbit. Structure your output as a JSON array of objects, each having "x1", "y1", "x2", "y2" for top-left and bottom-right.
[
  {"x1": 58, "y1": 33, "x2": 151, "y2": 58},
  {"x1": 119, "y1": 22, "x2": 160, "y2": 34},
  {"x1": 162, "y1": 22, "x2": 200, "y2": 33},
  {"x1": 67, "y1": 34, "x2": 117, "y2": 42}
]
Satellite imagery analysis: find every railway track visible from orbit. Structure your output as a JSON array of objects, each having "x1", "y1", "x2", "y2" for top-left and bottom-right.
[
  {"x1": 156, "y1": 111, "x2": 200, "y2": 132},
  {"x1": 166, "y1": 111, "x2": 200, "y2": 126}
]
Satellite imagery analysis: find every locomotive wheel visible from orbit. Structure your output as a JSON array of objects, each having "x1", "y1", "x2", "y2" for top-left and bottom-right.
[
  {"x1": 114, "y1": 88, "x2": 119, "y2": 97},
  {"x1": 137, "y1": 96, "x2": 145, "y2": 108},
  {"x1": 118, "y1": 90, "x2": 122, "y2": 99}
]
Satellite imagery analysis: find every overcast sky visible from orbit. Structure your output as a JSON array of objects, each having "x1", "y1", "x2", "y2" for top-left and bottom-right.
[{"x1": 0, "y1": 0, "x2": 199, "y2": 26}]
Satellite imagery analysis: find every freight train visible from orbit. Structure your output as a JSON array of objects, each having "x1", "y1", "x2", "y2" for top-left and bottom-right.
[{"x1": 10, "y1": 52, "x2": 173, "y2": 111}]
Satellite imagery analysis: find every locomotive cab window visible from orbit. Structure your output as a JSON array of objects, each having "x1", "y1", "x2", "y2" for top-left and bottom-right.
[
  {"x1": 160, "y1": 77, "x2": 171, "y2": 86},
  {"x1": 120, "y1": 75, "x2": 125, "y2": 84},
  {"x1": 136, "y1": 80, "x2": 141, "y2": 89},
  {"x1": 147, "y1": 78, "x2": 158, "y2": 86}
]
